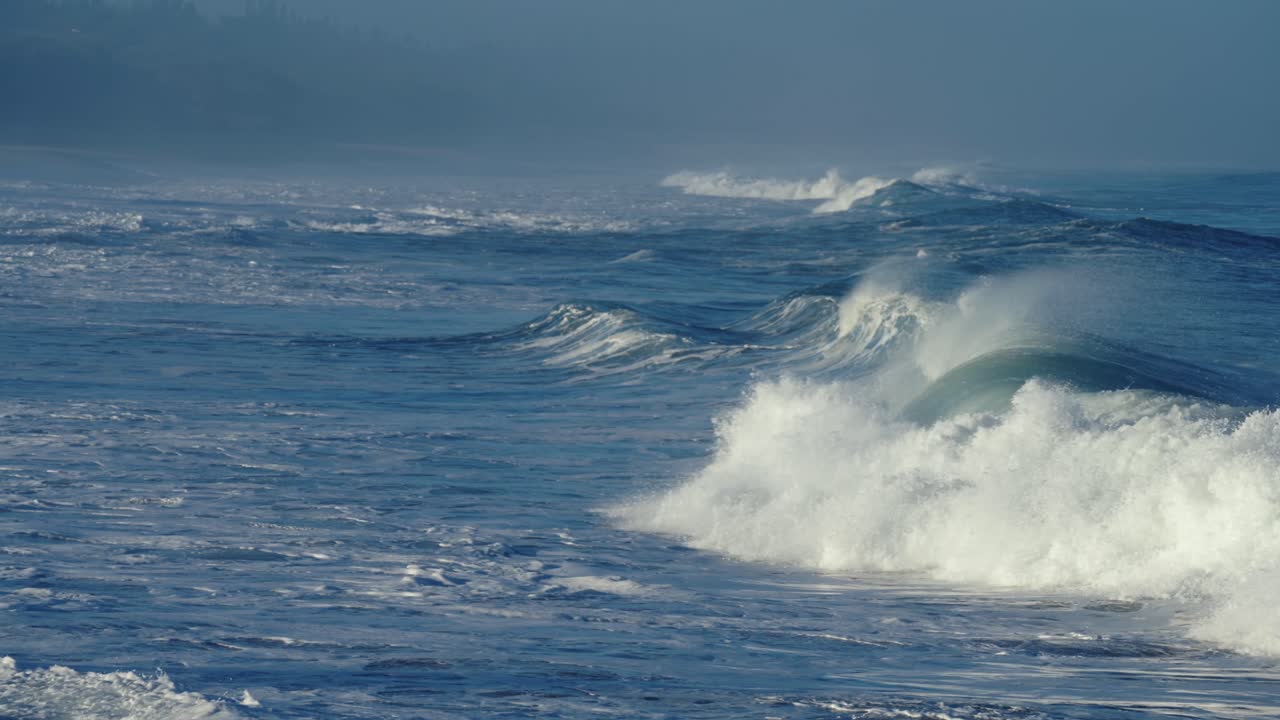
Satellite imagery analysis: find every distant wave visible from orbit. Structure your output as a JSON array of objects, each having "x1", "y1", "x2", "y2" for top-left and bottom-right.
[
  {"x1": 659, "y1": 165, "x2": 1053, "y2": 215},
  {"x1": 298, "y1": 205, "x2": 634, "y2": 237},
  {"x1": 888, "y1": 198, "x2": 1080, "y2": 228},
  {"x1": 661, "y1": 169, "x2": 894, "y2": 213},
  {"x1": 1115, "y1": 217, "x2": 1280, "y2": 250}
]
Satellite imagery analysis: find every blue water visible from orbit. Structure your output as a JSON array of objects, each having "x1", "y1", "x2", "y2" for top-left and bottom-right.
[{"x1": 3, "y1": 168, "x2": 1280, "y2": 718}]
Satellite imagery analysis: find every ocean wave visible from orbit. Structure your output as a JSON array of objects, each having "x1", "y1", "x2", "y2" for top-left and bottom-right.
[
  {"x1": 488, "y1": 271, "x2": 1044, "y2": 379},
  {"x1": 890, "y1": 199, "x2": 1080, "y2": 228},
  {"x1": 500, "y1": 282, "x2": 933, "y2": 377},
  {"x1": 835, "y1": 280, "x2": 936, "y2": 360},
  {"x1": 661, "y1": 169, "x2": 894, "y2": 213},
  {"x1": 659, "y1": 165, "x2": 1025, "y2": 214},
  {"x1": 726, "y1": 283, "x2": 937, "y2": 374},
  {"x1": 617, "y1": 269, "x2": 1280, "y2": 656},
  {"x1": 513, "y1": 302, "x2": 724, "y2": 373},
  {"x1": 910, "y1": 166, "x2": 980, "y2": 187},
  {"x1": 480, "y1": 262, "x2": 1257, "y2": 403},
  {"x1": 1115, "y1": 217, "x2": 1280, "y2": 250}
]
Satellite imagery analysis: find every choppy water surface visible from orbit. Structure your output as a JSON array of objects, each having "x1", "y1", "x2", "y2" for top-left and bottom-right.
[{"x1": 3, "y1": 168, "x2": 1280, "y2": 719}]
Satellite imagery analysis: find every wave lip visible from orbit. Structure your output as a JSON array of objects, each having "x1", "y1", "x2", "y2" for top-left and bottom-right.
[
  {"x1": 661, "y1": 169, "x2": 893, "y2": 213},
  {"x1": 897, "y1": 345, "x2": 1236, "y2": 424}
]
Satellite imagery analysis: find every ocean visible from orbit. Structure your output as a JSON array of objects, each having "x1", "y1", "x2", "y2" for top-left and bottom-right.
[{"x1": 2, "y1": 167, "x2": 1279, "y2": 719}]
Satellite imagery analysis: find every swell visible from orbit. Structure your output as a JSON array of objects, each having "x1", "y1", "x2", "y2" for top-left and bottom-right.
[
  {"x1": 443, "y1": 282, "x2": 935, "y2": 378},
  {"x1": 660, "y1": 167, "x2": 1280, "y2": 258},
  {"x1": 1113, "y1": 216, "x2": 1280, "y2": 251},
  {"x1": 388, "y1": 257, "x2": 1258, "y2": 402},
  {"x1": 887, "y1": 199, "x2": 1080, "y2": 228},
  {"x1": 510, "y1": 301, "x2": 741, "y2": 373}
]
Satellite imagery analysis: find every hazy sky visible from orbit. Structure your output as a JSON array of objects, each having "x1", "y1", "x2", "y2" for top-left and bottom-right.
[{"x1": 100, "y1": 1, "x2": 1280, "y2": 170}]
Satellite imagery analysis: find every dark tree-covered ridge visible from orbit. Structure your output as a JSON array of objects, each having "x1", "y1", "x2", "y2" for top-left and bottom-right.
[{"x1": 0, "y1": 0, "x2": 477, "y2": 153}]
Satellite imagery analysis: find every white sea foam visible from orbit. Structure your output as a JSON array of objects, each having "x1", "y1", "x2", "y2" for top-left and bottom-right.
[
  {"x1": 835, "y1": 279, "x2": 935, "y2": 357},
  {"x1": 911, "y1": 166, "x2": 979, "y2": 187},
  {"x1": 828, "y1": 268, "x2": 1111, "y2": 407},
  {"x1": 618, "y1": 377, "x2": 1280, "y2": 654},
  {"x1": 618, "y1": 271, "x2": 1280, "y2": 656},
  {"x1": 609, "y1": 249, "x2": 655, "y2": 264},
  {"x1": 661, "y1": 165, "x2": 1032, "y2": 214},
  {"x1": 0, "y1": 657, "x2": 240, "y2": 719},
  {"x1": 0, "y1": 208, "x2": 145, "y2": 237},
  {"x1": 547, "y1": 575, "x2": 654, "y2": 596},
  {"x1": 661, "y1": 169, "x2": 892, "y2": 213},
  {"x1": 299, "y1": 205, "x2": 633, "y2": 237}
]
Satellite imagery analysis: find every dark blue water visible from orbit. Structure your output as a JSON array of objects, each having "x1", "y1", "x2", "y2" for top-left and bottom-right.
[{"x1": 2, "y1": 168, "x2": 1280, "y2": 719}]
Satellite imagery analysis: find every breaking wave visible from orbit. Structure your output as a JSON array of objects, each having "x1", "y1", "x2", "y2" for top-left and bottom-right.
[
  {"x1": 494, "y1": 282, "x2": 938, "y2": 377},
  {"x1": 516, "y1": 302, "x2": 701, "y2": 371},
  {"x1": 661, "y1": 169, "x2": 894, "y2": 213},
  {"x1": 659, "y1": 165, "x2": 1057, "y2": 216},
  {"x1": 616, "y1": 270, "x2": 1280, "y2": 656}
]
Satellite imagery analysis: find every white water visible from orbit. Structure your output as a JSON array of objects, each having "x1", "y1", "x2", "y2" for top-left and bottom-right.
[
  {"x1": 0, "y1": 657, "x2": 240, "y2": 719},
  {"x1": 618, "y1": 274, "x2": 1280, "y2": 656},
  {"x1": 619, "y1": 376, "x2": 1280, "y2": 654},
  {"x1": 661, "y1": 169, "x2": 893, "y2": 213}
]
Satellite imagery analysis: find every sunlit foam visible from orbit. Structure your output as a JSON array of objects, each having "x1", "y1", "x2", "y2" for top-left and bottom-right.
[{"x1": 616, "y1": 269, "x2": 1280, "y2": 656}]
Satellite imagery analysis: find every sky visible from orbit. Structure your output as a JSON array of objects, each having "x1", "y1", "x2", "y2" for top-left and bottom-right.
[{"x1": 32, "y1": 1, "x2": 1280, "y2": 171}]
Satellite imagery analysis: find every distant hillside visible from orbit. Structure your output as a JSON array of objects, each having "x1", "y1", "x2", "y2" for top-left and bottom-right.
[{"x1": 0, "y1": 0, "x2": 475, "y2": 155}]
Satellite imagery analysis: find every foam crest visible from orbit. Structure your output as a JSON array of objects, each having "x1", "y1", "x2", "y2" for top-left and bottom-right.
[
  {"x1": 840, "y1": 269, "x2": 1116, "y2": 412},
  {"x1": 746, "y1": 283, "x2": 936, "y2": 375},
  {"x1": 733, "y1": 295, "x2": 840, "y2": 347},
  {"x1": 519, "y1": 304, "x2": 692, "y2": 371},
  {"x1": 911, "y1": 166, "x2": 981, "y2": 187},
  {"x1": 661, "y1": 170, "x2": 892, "y2": 213},
  {"x1": 836, "y1": 280, "x2": 936, "y2": 359},
  {"x1": 618, "y1": 377, "x2": 1280, "y2": 655},
  {"x1": 911, "y1": 274, "x2": 1055, "y2": 381},
  {"x1": 0, "y1": 657, "x2": 241, "y2": 719}
]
